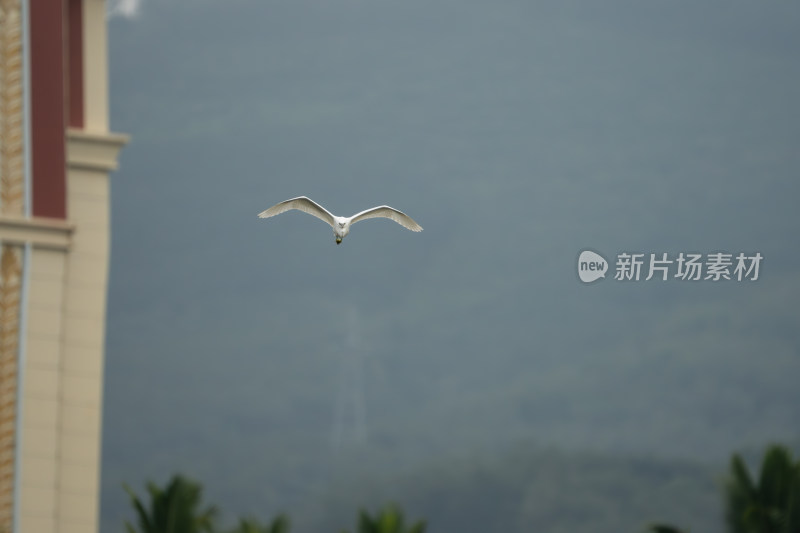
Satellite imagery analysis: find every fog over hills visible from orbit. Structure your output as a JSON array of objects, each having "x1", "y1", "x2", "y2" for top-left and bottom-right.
[{"x1": 102, "y1": 1, "x2": 800, "y2": 531}]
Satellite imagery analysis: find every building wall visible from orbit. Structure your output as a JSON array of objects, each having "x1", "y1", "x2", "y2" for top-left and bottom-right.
[
  {"x1": 0, "y1": 0, "x2": 26, "y2": 529},
  {"x1": 0, "y1": 0, "x2": 127, "y2": 532}
]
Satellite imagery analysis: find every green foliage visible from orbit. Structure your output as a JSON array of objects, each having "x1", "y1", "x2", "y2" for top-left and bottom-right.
[
  {"x1": 124, "y1": 475, "x2": 218, "y2": 533},
  {"x1": 725, "y1": 445, "x2": 800, "y2": 533},
  {"x1": 124, "y1": 475, "x2": 292, "y2": 533},
  {"x1": 227, "y1": 515, "x2": 290, "y2": 533},
  {"x1": 341, "y1": 504, "x2": 426, "y2": 533},
  {"x1": 648, "y1": 525, "x2": 688, "y2": 533}
]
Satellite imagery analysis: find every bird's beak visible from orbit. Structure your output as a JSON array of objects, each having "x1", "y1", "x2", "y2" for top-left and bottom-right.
[{"x1": 336, "y1": 238, "x2": 342, "y2": 244}]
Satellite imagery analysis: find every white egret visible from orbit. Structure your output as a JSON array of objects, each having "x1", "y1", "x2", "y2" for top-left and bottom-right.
[{"x1": 258, "y1": 196, "x2": 422, "y2": 244}]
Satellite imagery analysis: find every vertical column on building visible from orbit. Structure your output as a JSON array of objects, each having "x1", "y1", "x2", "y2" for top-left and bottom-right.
[
  {"x1": 0, "y1": 0, "x2": 26, "y2": 531},
  {"x1": 4, "y1": 0, "x2": 126, "y2": 531},
  {"x1": 19, "y1": 0, "x2": 125, "y2": 532},
  {"x1": 59, "y1": 0, "x2": 126, "y2": 532},
  {"x1": 19, "y1": 1, "x2": 67, "y2": 532}
]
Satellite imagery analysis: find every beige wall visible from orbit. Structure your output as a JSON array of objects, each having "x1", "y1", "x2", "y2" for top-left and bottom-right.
[
  {"x1": 10, "y1": 0, "x2": 127, "y2": 531},
  {"x1": 15, "y1": 129, "x2": 126, "y2": 533},
  {"x1": 20, "y1": 247, "x2": 66, "y2": 533}
]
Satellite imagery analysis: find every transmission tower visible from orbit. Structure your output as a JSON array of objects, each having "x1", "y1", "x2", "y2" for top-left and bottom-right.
[{"x1": 331, "y1": 305, "x2": 367, "y2": 449}]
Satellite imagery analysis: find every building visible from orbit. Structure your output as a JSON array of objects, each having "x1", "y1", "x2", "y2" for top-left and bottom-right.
[{"x1": 0, "y1": 0, "x2": 127, "y2": 531}]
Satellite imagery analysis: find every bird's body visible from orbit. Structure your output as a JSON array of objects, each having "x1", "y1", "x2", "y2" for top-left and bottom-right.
[{"x1": 258, "y1": 196, "x2": 422, "y2": 244}]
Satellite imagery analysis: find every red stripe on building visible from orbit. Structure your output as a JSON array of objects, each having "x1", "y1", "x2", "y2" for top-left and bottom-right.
[
  {"x1": 30, "y1": 0, "x2": 67, "y2": 219},
  {"x1": 68, "y1": 0, "x2": 84, "y2": 129}
]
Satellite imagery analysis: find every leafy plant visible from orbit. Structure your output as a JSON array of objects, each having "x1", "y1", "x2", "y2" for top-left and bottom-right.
[
  {"x1": 124, "y1": 474, "x2": 218, "y2": 533},
  {"x1": 648, "y1": 524, "x2": 688, "y2": 533},
  {"x1": 227, "y1": 515, "x2": 290, "y2": 533},
  {"x1": 341, "y1": 504, "x2": 426, "y2": 533},
  {"x1": 725, "y1": 444, "x2": 800, "y2": 533}
]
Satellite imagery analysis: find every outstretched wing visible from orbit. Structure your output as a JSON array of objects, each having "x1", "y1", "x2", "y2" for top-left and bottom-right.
[
  {"x1": 350, "y1": 206, "x2": 423, "y2": 232},
  {"x1": 257, "y1": 196, "x2": 335, "y2": 227}
]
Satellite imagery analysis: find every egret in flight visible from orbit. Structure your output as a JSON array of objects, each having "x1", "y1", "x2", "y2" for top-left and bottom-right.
[{"x1": 258, "y1": 196, "x2": 423, "y2": 244}]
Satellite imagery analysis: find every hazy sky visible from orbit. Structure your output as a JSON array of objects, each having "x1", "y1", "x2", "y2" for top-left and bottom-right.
[{"x1": 101, "y1": 1, "x2": 800, "y2": 530}]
